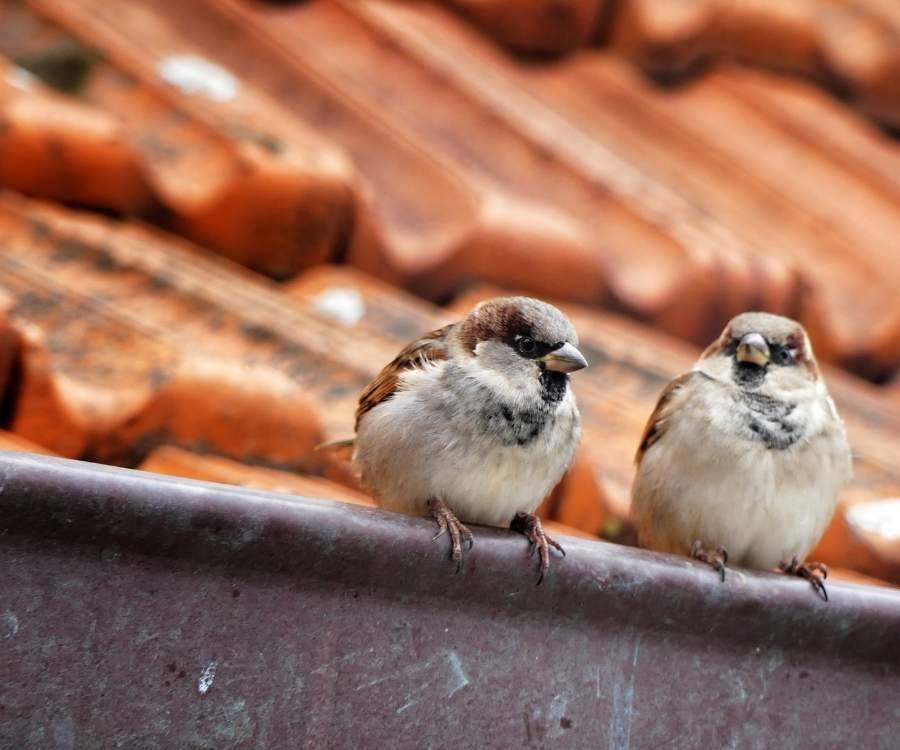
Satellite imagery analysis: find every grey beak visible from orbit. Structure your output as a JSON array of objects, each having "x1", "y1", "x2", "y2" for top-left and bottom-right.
[
  {"x1": 736, "y1": 332, "x2": 770, "y2": 367},
  {"x1": 542, "y1": 342, "x2": 588, "y2": 373}
]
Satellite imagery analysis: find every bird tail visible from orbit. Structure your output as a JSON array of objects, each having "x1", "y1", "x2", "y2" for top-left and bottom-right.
[{"x1": 314, "y1": 437, "x2": 355, "y2": 462}]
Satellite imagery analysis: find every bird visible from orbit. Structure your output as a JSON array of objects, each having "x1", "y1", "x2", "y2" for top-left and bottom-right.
[
  {"x1": 630, "y1": 312, "x2": 852, "y2": 600},
  {"x1": 323, "y1": 296, "x2": 587, "y2": 582}
]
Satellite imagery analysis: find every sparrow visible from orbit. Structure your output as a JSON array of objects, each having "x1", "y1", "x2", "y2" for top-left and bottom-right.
[
  {"x1": 630, "y1": 312, "x2": 852, "y2": 600},
  {"x1": 326, "y1": 296, "x2": 587, "y2": 582}
]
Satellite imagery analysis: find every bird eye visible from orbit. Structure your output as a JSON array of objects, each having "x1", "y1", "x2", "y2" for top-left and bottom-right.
[
  {"x1": 774, "y1": 347, "x2": 795, "y2": 366},
  {"x1": 516, "y1": 336, "x2": 536, "y2": 355}
]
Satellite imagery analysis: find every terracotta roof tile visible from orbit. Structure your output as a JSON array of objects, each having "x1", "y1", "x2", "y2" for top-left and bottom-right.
[
  {"x1": 842, "y1": 498, "x2": 900, "y2": 582},
  {"x1": 284, "y1": 265, "x2": 456, "y2": 346},
  {"x1": 205, "y1": 0, "x2": 806, "y2": 346},
  {"x1": 0, "y1": 194, "x2": 368, "y2": 467},
  {"x1": 604, "y1": 0, "x2": 900, "y2": 129},
  {"x1": 443, "y1": 0, "x2": 608, "y2": 54},
  {"x1": 1, "y1": 1, "x2": 356, "y2": 279},
  {"x1": 356, "y1": 2, "x2": 900, "y2": 375},
  {"x1": 140, "y1": 446, "x2": 374, "y2": 507},
  {"x1": 0, "y1": 59, "x2": 155, "y2": 213},
  {"x1": 424, "y1": 1, "x2": 900, "y2": 130},
  {"x1": 0, "y1": 429, "x2": 56, "y2": 455}
]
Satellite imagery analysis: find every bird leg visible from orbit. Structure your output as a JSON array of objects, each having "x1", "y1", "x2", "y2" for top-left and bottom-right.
[
  {"x1": 510, "y1": 512, "x2": 565, "y2": 585},
  {"x1": 779, "y1": 556, "x2": 829, "y2": 602},
  {"x1": 427, "y1": 498, "x2": 473, "y2": 573},
  {"x1": 691, "y1": 540, "x2": 729, "y2": 582}
]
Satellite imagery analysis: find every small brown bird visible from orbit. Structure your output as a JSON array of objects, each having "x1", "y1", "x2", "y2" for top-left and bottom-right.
[
  {"x1": 327, "y1": 297, "x2": 587, "y2": 582},
  {"x1": 631, "y1": 312, "x2": 852, "y2": 600}
]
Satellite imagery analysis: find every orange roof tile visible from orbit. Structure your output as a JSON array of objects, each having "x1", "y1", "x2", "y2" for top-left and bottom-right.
[
  {"x1": 444, "y1": 0, "x2": 607, "y2": 54},
  {"x1": 0, "y1": 194, "x2": 364, "y2": 466},
  {"x1": 140, "y1": 446, "x2": 374, "y2": 507},
  {"x1": 1, "y1": 1, "x2": 356, "y2": 279}
]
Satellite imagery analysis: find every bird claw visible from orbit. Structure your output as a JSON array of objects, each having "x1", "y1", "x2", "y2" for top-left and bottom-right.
[
  {"x1": 779, "y1": 556, "x2": 829, "y2": 602},
  {"x1": 511, "y1": 512, "x2": 566, "y2": 585},
  {"x1": 428, "y1": 499, "x2": 473, "y2": 573},
  {"x1": 691, "y1": 540, "x2": 729, "y2": 582}
]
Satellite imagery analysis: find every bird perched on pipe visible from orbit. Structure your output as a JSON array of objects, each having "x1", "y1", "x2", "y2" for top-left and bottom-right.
[
  {"x1": 631, "y1": 312, "x2": 852, "y2": 600},
  {"x1": 322, "y1": 296, "x2": 587, "y2": 582}
]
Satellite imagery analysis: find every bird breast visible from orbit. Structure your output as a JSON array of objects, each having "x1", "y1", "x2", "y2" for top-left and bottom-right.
[
  {"x1": 353, "y1": 362, "x2": 581, "y2": 527},
  {"x1": 633, "y1": 378, "x2": 850, "y2": 569}
]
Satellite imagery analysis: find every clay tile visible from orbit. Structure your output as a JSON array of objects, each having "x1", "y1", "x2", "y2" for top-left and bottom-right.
[
  {"x1": 140, "y1": 446, "x2": 374, "y2": 507},
  {"x1": 445, "y1": 0, "x2": 607, "y2": 55},
  {"x1": 609, "y1": 0, "x2": 900, "y2": 130},
  {"x1": 0, "y1": 59, "x2": 155, "y2": 213},
  {"x1": 214, "y1": 0, "x2": 805, "y2": 346},
  {"x1": 0, "y1": 430, "x2": 57, "y2": 455},
  {"x1": 284, "y1": 265, "x2": 455, "y2": 346},
  {"x1": 842, "y1": 498, "x2": 900, "y2": 583},
  {"x1": 0, "y1": 193, "x2": 374, "y2": 470},
  {"x1": 6, "y1": 0, "x2": 357, "y2": 279}
]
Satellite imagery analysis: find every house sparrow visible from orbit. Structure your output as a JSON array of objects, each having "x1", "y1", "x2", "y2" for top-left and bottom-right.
[
  {"x1": 631, "y1": 312, "x2": 852, "y2": 600},
  {"x1": 327, "y1": 297, "x2": 587, "y2": 582}
]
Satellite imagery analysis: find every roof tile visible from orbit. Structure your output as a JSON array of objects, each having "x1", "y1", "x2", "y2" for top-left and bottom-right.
[
  {"x1": 140, "y1": 446, "x2": 374, "y2": 506},
  {"x1": 444, "y1": 0, "x2": 607, "y2": 54},
  {"x1": 0, "y1": 194, "x2": 367, "y2": 467},
  {"x1": 2, "y1": 0, "x2": 356, "y2": 279}
]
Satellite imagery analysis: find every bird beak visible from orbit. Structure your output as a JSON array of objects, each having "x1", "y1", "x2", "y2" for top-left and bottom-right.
[
  {"x1": 542, "y1": 342, "x2": 588, "y2": 373},
  {"x1": 736, "y1": 332, "x2": 770, "y2": 367}
]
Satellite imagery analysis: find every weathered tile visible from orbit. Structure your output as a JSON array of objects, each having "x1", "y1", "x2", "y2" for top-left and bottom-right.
[
  {"x1": 442, "y1": 0, "x2": 607, "y2": 54},
  {"x1": 4, "y1": 1, "x2": 355, "y2": 278},
  {"x1": 0, "y1": 194, "x2": 371, "y2": 468},
  {"x1": 140, "y1": 446, "x2": 374, "y2": 507}
]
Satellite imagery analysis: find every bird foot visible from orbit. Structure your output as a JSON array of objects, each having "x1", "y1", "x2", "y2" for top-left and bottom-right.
[
  {"x1": 691, "y1": 540, "x2": 729, "y2": 582},
  {"x1": 511, "y1": 512, "x2": 565, "y2": 585},
  {"x1": 779, "y1": 556, "x2": 829, "y2": 602},
  {"x1": 428, "y1": 498, "x2": 473, "y2": 573}
]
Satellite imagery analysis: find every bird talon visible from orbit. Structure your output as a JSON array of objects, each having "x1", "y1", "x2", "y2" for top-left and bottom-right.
[
  {"x1": 429, "y1": 499, "x2": 473, "y2": 572},
  {"x1": 691, "y1": 541, "x2": 729, "y2": 582},
  {"x1": 511, "y1": 512, "x2": 566, "y2": 584},
  {"x1": 780, "y1": 558, "x2": 829, "y2": 602}
]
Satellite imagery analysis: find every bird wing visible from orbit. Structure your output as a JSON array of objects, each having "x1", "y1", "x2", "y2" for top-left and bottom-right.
[
  {"x1": 635, "y1": 371, "x2": 709, "y2": 464},
  {"x1": 354, "y1": 324, "x2": 454, "y2": 431}
]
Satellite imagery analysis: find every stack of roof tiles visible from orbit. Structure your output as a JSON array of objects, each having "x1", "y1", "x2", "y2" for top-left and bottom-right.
[{"x1": 0, "y1": 0, "x2": 898, "y2": 587}]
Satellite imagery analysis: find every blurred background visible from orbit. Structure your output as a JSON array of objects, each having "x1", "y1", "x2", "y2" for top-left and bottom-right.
[{"x1": 0, "y1": 0, "x2": 898, "y2": 586}]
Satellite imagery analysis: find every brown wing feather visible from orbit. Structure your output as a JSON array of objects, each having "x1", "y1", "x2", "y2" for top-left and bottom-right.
[
  {"x1": 635, "y1": 371, "x2": 707, "y2": 464},
  {"x1": 354, "y1": 324, "x2": 453, "y2": 431}
]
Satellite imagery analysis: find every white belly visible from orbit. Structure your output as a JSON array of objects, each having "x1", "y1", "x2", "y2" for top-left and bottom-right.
[
  {"x1": 632, "y1": 382, "x2": 850, "y2": 570},
  {"x1": 353, "y1": 378, "x2": 580, "y2": 527}
]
